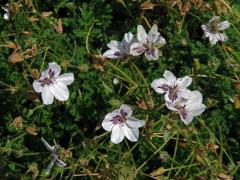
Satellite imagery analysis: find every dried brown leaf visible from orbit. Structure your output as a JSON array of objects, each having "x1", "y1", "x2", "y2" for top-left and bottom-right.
[
  {"x1": 8, "y1": 51, "x2": 24, "y2": 63},
  {"x1": 12, "y1": 116, "x2": 23, "y2": 129},
  {"x1": 218, "y1": 173, "x2": 233, "y2": 180},
  {"x1": 57, "y1": 18, "x2": 63, "y2": 33},
  {"x1": 28, "y1": 16, "x2": 39, "y2": 23},
  {"x1": 150, "y1": 167, "x2": 166, "y2": 177},
  {"x1": 140, "y1": 1, "x2": 157, "y2": 10},
  {"x1": 26, "y1": 126, "x2": 38, "y2": 136},
  {"x1": 41, "y1": 11, "x2": 53, "y2": 18}
]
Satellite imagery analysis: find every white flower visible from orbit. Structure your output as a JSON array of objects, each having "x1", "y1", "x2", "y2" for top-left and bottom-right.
[
  {"x1": 102, "y1": 104, "x2": 145, "y2": 144},
  {"x1": 151, "y1": 70, "x2": 192, "y2": 103},
  {"x1": 103, "y1": 32, "x2": 135, "y2": 59},
  {"x1": 201, "y1": 16, "x2": 230, "y2": 45},
  {"x1": 2, "y1": 3, "x2": 10, "y2": 21},
  {"x1": 33, "y1": 62, "x2": 74, "y2": 105},
  {"x1": 166, "y1": 91, "x2": 206, "y2": 125},
  {"x1": 130, "y1": 24, "x2": 166, "y2": 60},
  {"x1": 41, "y1": 137, "x2": 67, "y2": 175}
]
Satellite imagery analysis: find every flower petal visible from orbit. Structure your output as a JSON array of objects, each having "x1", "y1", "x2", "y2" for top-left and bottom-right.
[
  {"x1": 124, "y1": 32, "x2": 134, "y2": 43},
  {"x1": 49, "y1": 82, "x2": 69, "y2": 101},
  {"x1": 40, "y1": 137, "x2": 55, "y2": 152},
  {"x1": 165, "y1": 101, "x2": 178, "y2": 112},
  {"x1": 130, "y1": 42, "x2": 146, "y2": 56},
  {"x1": 4, "y1": 13, "x2": 10, "y2": 20},
  {"x1": 107, "y1": 40, "x2": 119, "y2": 49},
  {"x1": 41, "y1": 86, "x2": 54, "y2": 105},
  {"x1": 102, "y1": 112, "x2": 119, "y2": 131},
  {"x1": 126, "y1": 117, "x2": 145, "y2": 128},
  {"x1": 119, "y1": 104, "x2": 132, "y2": 117},
  {"x1": 217, "y1": 33, "x2": 228, "y2": 42},
  {"x1": 176, "y1": 76, "x2": 192, "y2": 88},
  {"x1": 151, "y1": 78, "x2": 168, "y2": 94},
  {"x1": 137, "y1": 25, "x2": 147, "y2": 44},
  {"x1": 177, "y1": 89, "x2": 192, "y2": 100},
  {"x1": 123, "y1": 126, "x2": 139, "y2": 142},
  {"x1": 217, "y1": 21, "x2": 230, "y2": 31},
  {"x1": 147, "y1": 24, "x2": 159, "y2": 43},
  {"x1": 180, "y1": 112, "x2": 193, "y2": 125},
  {"x1": 48, "y1": 62, "x2": 61, "y2": 76},
  {"x1": 33, "y1": 80, "x2": 43, "y2": 93},
  {"x1": 103, "y1": 49, "x2": 123, "y2": 59},
  {"x1": 209, "y1": 34, "x2": 218, "y2": 45},
  {"x1": 189, "y1": 104, "x2": 206, "y2": 116},
  {"x1": 46, "y1": 159, "x2": 56, "y2": 175},
  {"x1": 56, "y1": 73, "x2": 74, "y2": 85},
  {"x1": 163, "y1": 70, "x2": 176, "y2": 84},
  {"x1": 111, "y1": 125, "x2": 124, "y2": 144},
  {"x1": 56, "y1": 159, "x2": 67, "y2": 167},
  {"x1": 145, "y1": 48, "x2": 159, "y2": 61}
]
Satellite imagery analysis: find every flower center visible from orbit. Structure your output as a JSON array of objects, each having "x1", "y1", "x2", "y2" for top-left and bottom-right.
[
  {"x1": 111, "y1": 110, "x2": 128, "y2": 125},
  {"x1": 158, "y1": 84, "x2": 178, "y2": 102},
  {"x1": 39, "y1": 68, "x2": 55, "y2": 86},
  {"x1": 210, "y1": 20, "x2": 219, "y2": 32}
]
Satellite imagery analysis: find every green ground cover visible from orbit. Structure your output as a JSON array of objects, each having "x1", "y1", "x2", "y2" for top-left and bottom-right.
[{"x1": 0, "y1": 0, "x2": 240, "y2": 179}]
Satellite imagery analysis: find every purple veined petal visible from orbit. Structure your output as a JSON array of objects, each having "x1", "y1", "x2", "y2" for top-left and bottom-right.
[
  {"x1": 48, "y1": 62, "x2": 61, "y2": 76},
  {"x1": 110, "y1": 125, "x2": 125, "y2": 144},
  {"x1": 130, "y1": 42, "x2": 146, "y2": 56},
  {"x1": 165, "y1": 101, "x2": 178, "y2": 112},
  {"x1": 175, "y1": 76, "x2": 192, "y2": 88},
  {"x1": 123, "y1": 126, "x2": 139, "y2": 142},
  {"x1": 179, "y1": 111, "x2": 193, "y2": 125},
  {"x1": 33, "y1": 80, "x2": 43, "y2": 93},
  {"x1": 56, "y1": 73, "x2": 74, "y2": 86},
  {"x1": 103, "y1": 49, "x2": 123, "y2": 59},
  {"x1": 137, "y1": 25, "x2": 148, "y2": 44},
  {"x1": 151, "y1": 78, "x2": 168, "y2": 94},
  {"x1": 163, "y1": 70, "x2": 176, "y2": 85},
  {"x1": 41, "y1": 85, "x2": 54, "y2": 105},
  {"x1": 102, "y1": 112, "x2": 119, "y2": 131},
  {"x1": 56, "y1": 158, "x2": 67, "y2": 167},
  {"x1": 41, "y1": 137, "x2": 55, "y2": 152},
  {"x1": 49, "y1": 82, "x2": 69, "y2": 101},
  {"x1": 217, "y1": 21, "x2": 230, "y2": 31},
  {"x1": 217, "y1": 33, "x2": 228, "y2": 42},
  {"x1": 209, "y1": 33, "x2": 218, "y2": 45},
  {"x1": 145, "y1": 48, "x2": 159, "y2": 61},
  {"x1": 126, "y1": 117, "x2": 145, "y2": 128},
  {"x1": 119, "y1": 104, "x2": 132, "y2": 118},
  {"x1": 46, "y1": 159, "x2": 56, "y2": 175},
  {"x1": 165, "y1": 91, "x2": 178, "y2": 103}
]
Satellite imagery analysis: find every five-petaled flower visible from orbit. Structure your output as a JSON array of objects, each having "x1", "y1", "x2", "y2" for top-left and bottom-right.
[
  {"x1": 41, "y1": 137, "x2": 67, "y2": 175},
  {"x1": 130, "y1": 24, "x2": 166, "y2": 60},
  {"x1": 102, "y1": 104, "x2": 145, "y2": 144},
  {"x1": 103, "y1": 32, "x2": 135, "y2": 59},
  {"x1": 166, "y1": 90, "x2": 206, "y2": 125},
  {"x1": 201, "y1": 16, "x2": 230, "y2": 45},
  {"x1": 151, "y1": 70, "x2": 192, "y2": 103},
  {"x1": 33, "y1": 62, "x2": 74, "y2": 105}
]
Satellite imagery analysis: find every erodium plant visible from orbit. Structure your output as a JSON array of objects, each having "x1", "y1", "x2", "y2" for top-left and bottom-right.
[{"x1": 1, "y1": 1, "x2": 239, "y2": 179}]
